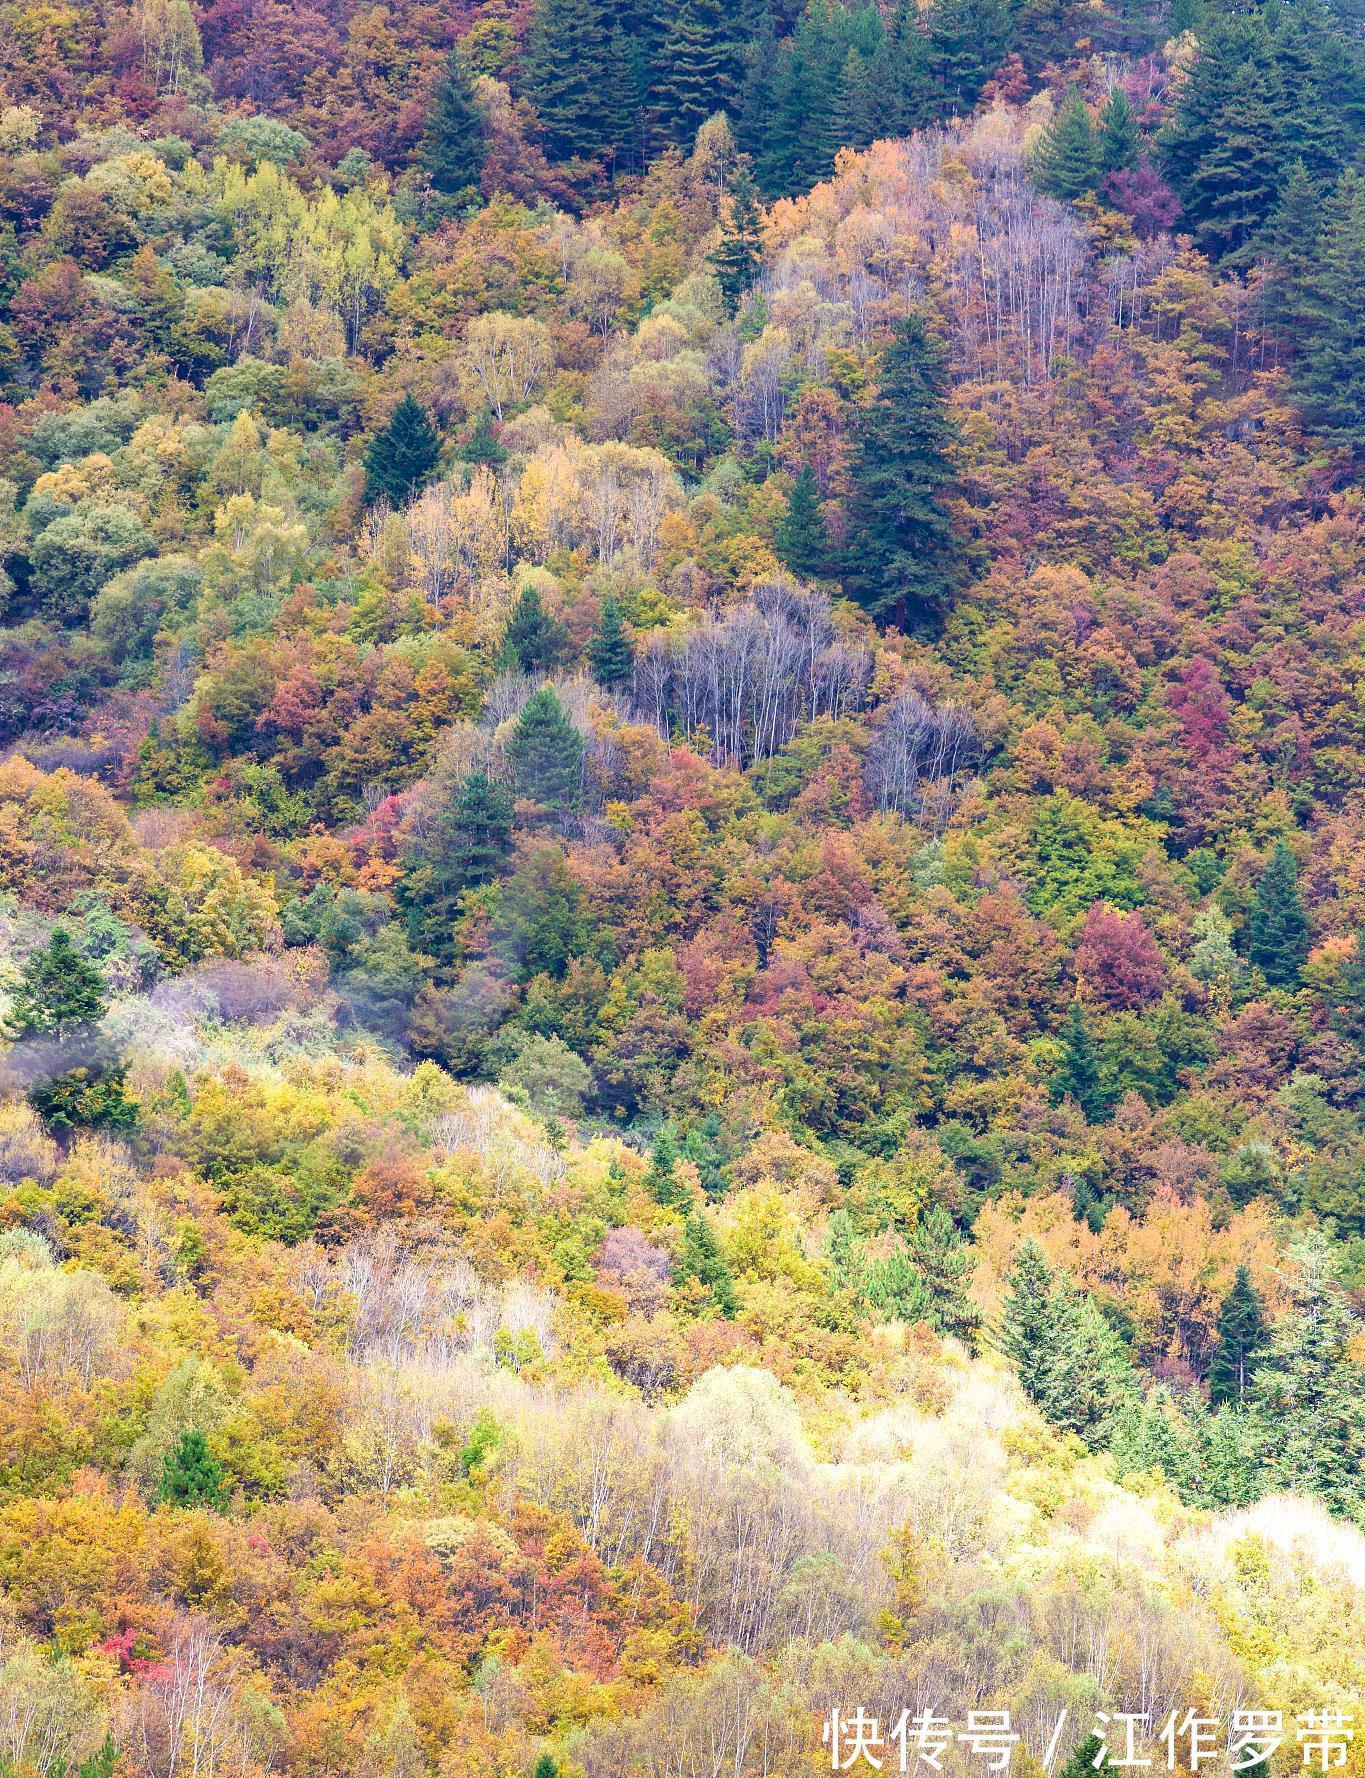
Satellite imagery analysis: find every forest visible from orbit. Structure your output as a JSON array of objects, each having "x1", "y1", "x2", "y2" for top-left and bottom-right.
[{"x1": 0, "y1": 0, "x2": 1364, "y2": 1768}]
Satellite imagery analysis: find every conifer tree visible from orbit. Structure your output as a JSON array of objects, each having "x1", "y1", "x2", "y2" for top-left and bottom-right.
[
  {"x1": 420, "y1": 46, "x2": 488, "y2": 204},
  {"x1": 364, "y1": 393, "x2": 441, "y2": 507},
  {"x1": 158, "y1": 1428, "x2": 228, "y2": 1510},
  {"x1": 499, "y1": 586, "x2": 565, "y2": 674},
  {"x1": 910, "y1": 1203, "x2": 978, "y2": 1346},
  {"x1": 1000, "y1": 1238, "x2": 1056, "y2": 1404},
  {"x1": 1051, "y1": 999, "x2": 1109, "y2": 1122},
  {"x1": 1095, "y1": 85, "x2": 1139, "y2": 177},
  {"x1": 925, "y1": 0, "x2": 1013, "y2": 117},
  {"x1": 646, "y1": 1125, "x2": 689, "y2": 1208},
  {"x1": 775, "y1": 464, "x2": 827, "y2": 577},
  {"x1": 1207, "y1": 1265, "x2": 1267, "y2": 1406},
  {"x1": 588, "y1": 596, "x2": 634, "y2": 686},
  {"x1": 602, "y1": 25, "x2": 647, "y2": 175},
  {"x1": 8, "y1": 927, "x2": 107, "y2": 1042},
  {"x1": 709, "y1": 167, "x2": 764, "y2": 316},
  {"x1": 1040, "y1": 1279, "x2": 1135, "y2": 1447},
  {"x1": 462, "y1": 408, "x2": 508, "y2": 469},
  {"x1": 521, "y1": 0, "x2": 609, "y2": 162},
  {"x1": 1254, "y1": 1236, "x2": 1365, "y2": 1516},
  {"x1": 400, "y1": 768, "x2": 514, "y2": 957},
  {"x1": 508, "y1": 688, "x2": 584, "y2": 814},
  {"x1": 679, "y1": 1210, "x2": 738, "y2": 1314},
  {"x1": 843, "y1": 312, "x2": 960, "y2": 632},
  {"x1": 1333, "y1": 929, "x2": 1365, "y2": 1050},
  {"x1": 651, "y1": 0, "x2": 735, "y2": 150},
  {"x1": 1057, "y1": 1738, "x2": 1107, "y2": 1778},
  {"x1": 1242, "y1": 838, "x2": 1310, "y2": 988},
  {"x1": 1161, "y1": 12, "x2": 1287, "y2": 262},
  {"x1": 1031, "y1": 88, "x2": 1097, "y2": 201},
  {"x1": 1296, "y1": 168, "x2": 1365, "y2": 456}
]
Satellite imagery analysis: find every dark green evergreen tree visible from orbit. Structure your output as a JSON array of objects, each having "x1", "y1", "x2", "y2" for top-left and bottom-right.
[
  {"x1": 1295, "y1": 169, "x2": 1365, "y2": 456},
  {"x1": 709, "y1": 167, "x2": 764, "y2": 317},
  {"x1": 999, "y1": 1238, "x2": 1056, "y2": 1404},
  {"x1": 646, "y1": 1124, "x2": 690, "y2": 1208},
  {"x1": 602, "y1": 25, "x2": 647, "y2": 175},
  {"x1": 843, "y1": 311, "x2": 961, "y2": 633},
  {"x1": 499, "y1": 586, "x2": 565, "y2": 674},
  {"x1": 1254, "y1": 1237, "x2": 1365, "y2": 1516},
  {"x1": 1051, "y1": 998, "x2": 1109, "y2": 1123},
  {"x1": 1095, "y1": 85, "x2": 1139, "y2": 177},
  {"x1": 1031, "y1": 88, "x2": 1097, "y2": 201},
  {"x1": 520, "y1": 0, "x2": 609, "y2": 162},
  {"x1": 1039, "y1": 1279, "x2": 1135, "y2": 1448},
  {"x1": 364, "y1": 393, "x2": 442, "y2": 507},
  {"x1": 508, "y1": 687, "x2": 585, "y2": 814},
  {"x1": 533, "y1": 1754, "x2": 559, "y2": 1778},
  {"x1": 1013, "y1": 0, "x2": 1085, "y2": 76},
  {"x1": 1333, "y1": 927, "x2": 1365, "y2": 1050},
  {"x1": 1161, "y1": 13, "x2": 1287, "y2": 263},
  {"x1": 679, "y1": 1210, "x2": 738, "y2": 1314},
  {"x1": 400, "y1": 769, "x2": 514, "y2": 957},
  {"x1": 775, "y1": 464, "x2": 827, "y2": 577},
  {"x1": 909, "y1": 1203, "x2": 978, "y2": 1346},
  {"x1": 1057, "y1": 1739, "x2": 1107, "y2": 1778},
  {"x1": 420, "y1": 46, "x2": 488, "y2": 204},
  {"x1": 650, "y1": 0, "x2": 736, "y2": 150},
  {"x1": 1241, "y1": 837, "x2": 1310, "y2": 988},
  {"x1": 158, "y1": 1428, "x2": 228, "y2": 1510},
  {"x1": 925, "y1": 0, "x2": 1013, "y2": 118},
  {"x1": 8, "y1": 927, "x2": 106, "y2": 1041},
  {"x1": 462, "y1": 408, "x2": 508, "y2": 469},
  {"x1": 1207, "y1": 1265, "x2": 1267, "y2": 1407},
  {"x1": 587, "y1": 595, "x2": 634, "y2": 686}
]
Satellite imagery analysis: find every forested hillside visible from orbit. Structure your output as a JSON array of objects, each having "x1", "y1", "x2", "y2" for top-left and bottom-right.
[{"x1": 2, "y1": 0, "x2": 1365, "y2": 1769}]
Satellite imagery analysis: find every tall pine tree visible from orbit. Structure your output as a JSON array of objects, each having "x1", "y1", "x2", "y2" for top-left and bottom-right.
[
  {"x1": 843, "y1": 311, "x2": 961, "y2": 633},
  {"x1": 1207, "y1": 1265, "x2": 1267, "y2": 1406},
  {"x1": 364, "y1": 394, "x2": 441, "y2": 507},
  {"x1": 1241, "y1": 837, "x2": 1310, "y2": 988},
  {"x1": 775, "y1": 463, "x2": 827, "y2": 577},
  {"x1": 509, "y1": 687, "x2": 584, "y2": 814},
  {"x1": 520, "y1": 0, "x2": 610, "y2": 163},
  {"x1": 420, "y1": 46, "x2": 488, "y2": 205}
]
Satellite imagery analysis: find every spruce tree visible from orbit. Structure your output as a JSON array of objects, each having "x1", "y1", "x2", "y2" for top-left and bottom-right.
[
  {"x1": 1031, "y1": 88, "x2": 1097, "y2": 201},
  {"x1": 1257, "y1": 159, "x2": 1323, "y2": 348},
  {"x1": 520, "y1": 0, "x2": 609, "y2": 163},
  {"x1": 1254, "y1": 1236, "x2": 1365, "y2": 1516},
  {"x1": 679, "y1": 1211, "x2": 738, "y2": 1315},
  {"x1": 1013, "y1": 0, "x2": 1085, "y2": 77},
  {"x1": 925, "y1": 0, "x2": 1013, "y2": 118},
  {"x1": 158, "y1": 1428, "x2": 228, "y2": 1510},
  {"x1": 1000, "y1": 1238, "x2": 1056, "y2": 1405},
  {"x1": 650, "y1": 0, "x2": 736, "y2": 150},
  {"x1": 775, "y1": 464, "x2": 827, "y2": 577},
  {"x1": 1296, "y1": 168, "x2": 1365, "y2": 456},
  {"x1": 843, "y1": 312, "x2": 960, "y2": 633},
  {"x1": 462, "y1": 409, "x2": 508, "y2": 470},
  {"x1": 910, "y1": 1203, "x2": 978, "y2": 1346},
  {"x1": 1161, "y1": 12, "x2": 1288, "y2": 263},
  {"x1": 364, "y1": 393, "x2": 441, "y2": 508},
  {"x1": 420, "y1": 46, "x2": 487, "y2": 204},
  {"x1": 602, "y1": 25, "x2": 647, "y2": 175},
  {"x1": 1095, "y1": 86, "x2": 1139, "y2": 178},
  {"x1": 1051, "y1": 998, "x2": 1109, "y2": 1123},
  {"x1": 1040, "y1": 1279, "x2": 1135, "y2": 1448},
  {"x1": 1057, "y1": 1739, "x2": 1107, "y2": 1778},
  {"x1": 646, "y1": 1124, "x2": 689, "y2": 1209},
  {"x1": 709, "y1": 167, "x2": 764, "y2": 317},
  {"x1": 1241, "y1": 838, "x2": 1310, "y2": 988},
  {"x1": 508, "y1": 688, "x2": 584, "y2": 814},
  {"x1": 588, "y1": 595, "x2": 634, "y2": 686},
  {"x1": 400, "y1": 768, "x2": 514, "y2": 958},
  {"x1": 8, "y1": 927, "x2": 107, "y2": 1042},
  {"x1": 1207, "y1": 1265, "x2": 1267, "y2": 1407},
  {"x1": 499, "y1": 586, "x2": 565, "y2": 674}
]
